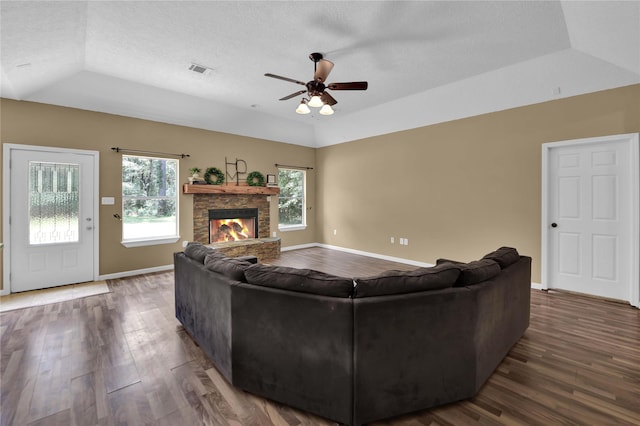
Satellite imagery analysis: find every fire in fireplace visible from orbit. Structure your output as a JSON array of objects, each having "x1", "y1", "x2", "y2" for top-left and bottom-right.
[{"x1": 209, "y1": 208, "x2": 258, "y2": 243}]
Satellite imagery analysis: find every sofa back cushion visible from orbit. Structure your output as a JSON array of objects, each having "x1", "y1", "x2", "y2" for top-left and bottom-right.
[
  {"x1": 184, "y1": 242, "x2": 216, "y2": 263},
  {"x1": 244, "y1": 264, "x2": 354, "y2": 298},
  {"x1": 204, "y1": 254, "x2": 252, "y2": 282},
  {"x1": 353, "y1": 263, "x2": 459, "y2": 297},
  {"x1": 453, "y1": 259, "x2": 501, "y2": 287},
  {"x1": 482, "y1": 247, "x2": 520, "y2": 269}
]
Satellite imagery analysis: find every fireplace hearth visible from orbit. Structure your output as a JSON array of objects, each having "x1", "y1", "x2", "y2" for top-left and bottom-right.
[{"x1": 209, "y1": 208, "x2": 258, "y2": 243}]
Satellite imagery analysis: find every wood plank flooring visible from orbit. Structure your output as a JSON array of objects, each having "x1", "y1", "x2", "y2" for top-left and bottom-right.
[{"x1": 1, "y1": 247, "x2": 639, "y2": 425}]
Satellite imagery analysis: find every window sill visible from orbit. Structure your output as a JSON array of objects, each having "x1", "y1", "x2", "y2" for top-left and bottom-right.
[
  {"x1": 121, "y1": 236, "x2": 180, "y2": 248},
  {"x1": 278, "y1": 225, "x2": 307, "y2": 232}
]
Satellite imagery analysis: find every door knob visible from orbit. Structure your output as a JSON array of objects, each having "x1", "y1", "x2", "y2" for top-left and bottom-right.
[{"x1": 551, "y1": 223, "x2": 558, "y2": 228}]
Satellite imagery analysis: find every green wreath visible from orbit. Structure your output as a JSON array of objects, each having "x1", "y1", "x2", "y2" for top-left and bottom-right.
[
  {"x1": 204, "y1": 167, "x2": 225, "y2": 185},
  {"x1": 246, "y1": 171, "x2": 265, "y2": 187}
]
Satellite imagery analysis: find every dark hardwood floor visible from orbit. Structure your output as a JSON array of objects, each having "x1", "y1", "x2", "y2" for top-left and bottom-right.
[{"x1": 1, "y1": 247, "x2": 639, "y2": 425}]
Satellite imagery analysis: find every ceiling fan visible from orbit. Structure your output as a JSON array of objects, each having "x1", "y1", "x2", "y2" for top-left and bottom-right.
[{"x1": 265, "y1": 52, "x2": 368, "y2": 115}]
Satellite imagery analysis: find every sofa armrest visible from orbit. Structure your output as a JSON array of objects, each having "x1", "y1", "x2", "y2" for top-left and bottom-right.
[
  {"x1": 174, "y1": 252, "x2": 236, "y2": 381},
  {"x1": 473, "y1": 256, "x2": 531, "y2": 390}
]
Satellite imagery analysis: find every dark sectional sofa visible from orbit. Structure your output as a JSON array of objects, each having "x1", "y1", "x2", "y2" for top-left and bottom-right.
[{"x1": 174, "y1": 243, "x2": 531, "y2": 425}]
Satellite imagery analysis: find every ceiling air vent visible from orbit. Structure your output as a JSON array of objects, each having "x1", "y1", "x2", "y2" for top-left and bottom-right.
[{"x1": 188, "y1": 63, "x2": 212, "y2": 75}]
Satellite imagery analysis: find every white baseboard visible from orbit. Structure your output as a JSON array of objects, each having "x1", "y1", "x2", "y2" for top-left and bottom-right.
[
  {"x1": 2, "y1": 248, "x2": 543, "y2": 294},
  {"x1": 283, "y1": 243, "x2": 543, "y2": 288},
  {"x1": 99, "y1": 264, "x2": 173, "y2": 281},
  {"x1": 281, "y1": 243, "x2": 319, "y2": 252},
  {"x1": 318, "y1": 244, "x2": 435, "y2": 267},
  {"x1": 283, "y1": 242, "x2": 433, "y2": 267},
  {"x1": 1, "y1": 265, "x2": 173, "y2": 294}
]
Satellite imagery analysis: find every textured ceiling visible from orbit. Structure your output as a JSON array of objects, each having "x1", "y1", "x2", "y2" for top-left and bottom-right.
[{"x1": 1, "y1": 1, "x2": 639, "y2": 147}]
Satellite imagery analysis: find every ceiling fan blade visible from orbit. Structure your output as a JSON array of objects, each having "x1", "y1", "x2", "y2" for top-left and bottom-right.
[
  {"x1": 313, "y1": 59, "x2": 334, "y2": 83},
  {"x1": 279, "y1": 90, "x2": 307, "y2": 101},
  {"x1": 327, "y1": 81, "x2": 368, "y2": 91},
  {"x1": 265, "y1": 73, "x2": 306, "y2": 86},
  {"x1": 321, "y1": 91, "x2": 338, "y2": 106}
]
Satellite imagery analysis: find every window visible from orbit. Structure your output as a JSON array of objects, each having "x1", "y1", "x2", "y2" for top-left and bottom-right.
[
  {"x1": 278, "y1": 168, "x2": 306, "y2": 230},
  {"x1": 121, "y1": 155, "x2": 179, "y2": 246}
]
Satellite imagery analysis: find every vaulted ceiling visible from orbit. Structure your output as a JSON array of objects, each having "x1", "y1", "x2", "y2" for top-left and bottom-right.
[{"x1": 2, "y1": 1, "x2": 638, "y2": 147}]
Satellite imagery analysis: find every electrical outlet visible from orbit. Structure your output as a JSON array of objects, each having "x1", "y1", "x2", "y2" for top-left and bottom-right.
[
  {"x1": 405, "y1": 238, "x2": 409, "y2": 246},
  {"x1": 272, "y1": 231, "x2": 277, "y2": 238},
  {"x1": 333, "y1": 229, "x2": 337, "y2": 236},
  {"x1": 390, "y1": 237, "x2": 395, "y2": 244}
]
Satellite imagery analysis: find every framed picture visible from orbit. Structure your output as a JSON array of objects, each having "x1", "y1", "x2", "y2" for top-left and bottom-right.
[{"x1": 267, "y1": 174, "x2": 277, "y2": 184}]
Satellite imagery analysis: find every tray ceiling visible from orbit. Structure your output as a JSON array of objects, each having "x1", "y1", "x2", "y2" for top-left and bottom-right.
[{"x1": 1, "y1": 1, "x2": 638, "y2": 147}]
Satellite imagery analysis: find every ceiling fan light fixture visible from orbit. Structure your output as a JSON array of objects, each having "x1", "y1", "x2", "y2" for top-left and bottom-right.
[
  {"x1": 296, "y1": 99, "x2": 311, "y2": 114},
  {"x1": 308, "y1": 95, "x2": 323, "y2": 108},
  {"x1": 319, "y1": 104, "x2": 334, "y2": 115},
  {"x1": 265, "y1": 52, "x2": 368, "y2": 118}
]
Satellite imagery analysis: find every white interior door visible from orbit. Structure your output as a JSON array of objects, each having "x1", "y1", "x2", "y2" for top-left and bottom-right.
[
  {"x1": 7, "y1": 146, "x2": 98, "y2": 292},
  {"x1": 544, "y1": 134, "x2": 638, "y2": 304}
]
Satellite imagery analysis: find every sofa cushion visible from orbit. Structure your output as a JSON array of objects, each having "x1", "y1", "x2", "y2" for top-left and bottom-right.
[
  {"x1": 353, "y1": 263, "x2": 460, "y2": 297},
  {"x1": 184, "y1": 242, "x2": 218, "y2": 263},
  {"x1": 482, "y1": 247, "x2": 520, "y2": 269},
  {"x1": 204, "y1": 254, "x2": 252, "y2": 282},
  {"x1": 454, "y1": 259, "x2": 501, "y2": 287},
  {"x1": 244, "y1": 264, "x2": 354, "y2": 298},
  {"x1": 436, "y1": 258, "x2": 502, "y2": 287}
]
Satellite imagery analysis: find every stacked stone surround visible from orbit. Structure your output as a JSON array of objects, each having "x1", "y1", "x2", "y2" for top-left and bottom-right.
[
  {"x1": 210, "y1": 238, "x2": 281, "y2": 262},
  {"x1": 192, "y1": 193, "x2": 280, "y2": 260}
]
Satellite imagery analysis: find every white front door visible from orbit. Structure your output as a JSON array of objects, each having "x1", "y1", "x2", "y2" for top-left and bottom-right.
[
  {"x1": 6, "y1": 145, "x2": 98, "y2": 292},
  {"x1": 543, "y1": 134, "x2": 638, "y2": 304}
]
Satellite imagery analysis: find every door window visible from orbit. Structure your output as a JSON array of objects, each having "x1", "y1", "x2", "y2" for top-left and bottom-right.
[{"x1": 29, "y1": 161, "x2": 80, "y2": 245}]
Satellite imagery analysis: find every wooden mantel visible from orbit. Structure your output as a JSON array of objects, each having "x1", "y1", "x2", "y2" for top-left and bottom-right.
[{"x1": 183, "y1": 183, "x2": 280, "y2": 195}]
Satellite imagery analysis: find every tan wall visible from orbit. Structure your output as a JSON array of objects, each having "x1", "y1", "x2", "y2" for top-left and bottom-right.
[
  {"x1": 0, "y1": 99, "x2": 317, "y2": 289},
  {"x1": 317, "y1": 84, "x2": 640, "y2": 283},
  {"x1": 2, "y1": 84, "x2": 638, "y2": 289}
]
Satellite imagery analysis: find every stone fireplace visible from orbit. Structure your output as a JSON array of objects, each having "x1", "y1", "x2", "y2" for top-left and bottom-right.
[{"x1": 188, "y1": 185, "x2": 280, "y2": 260}]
